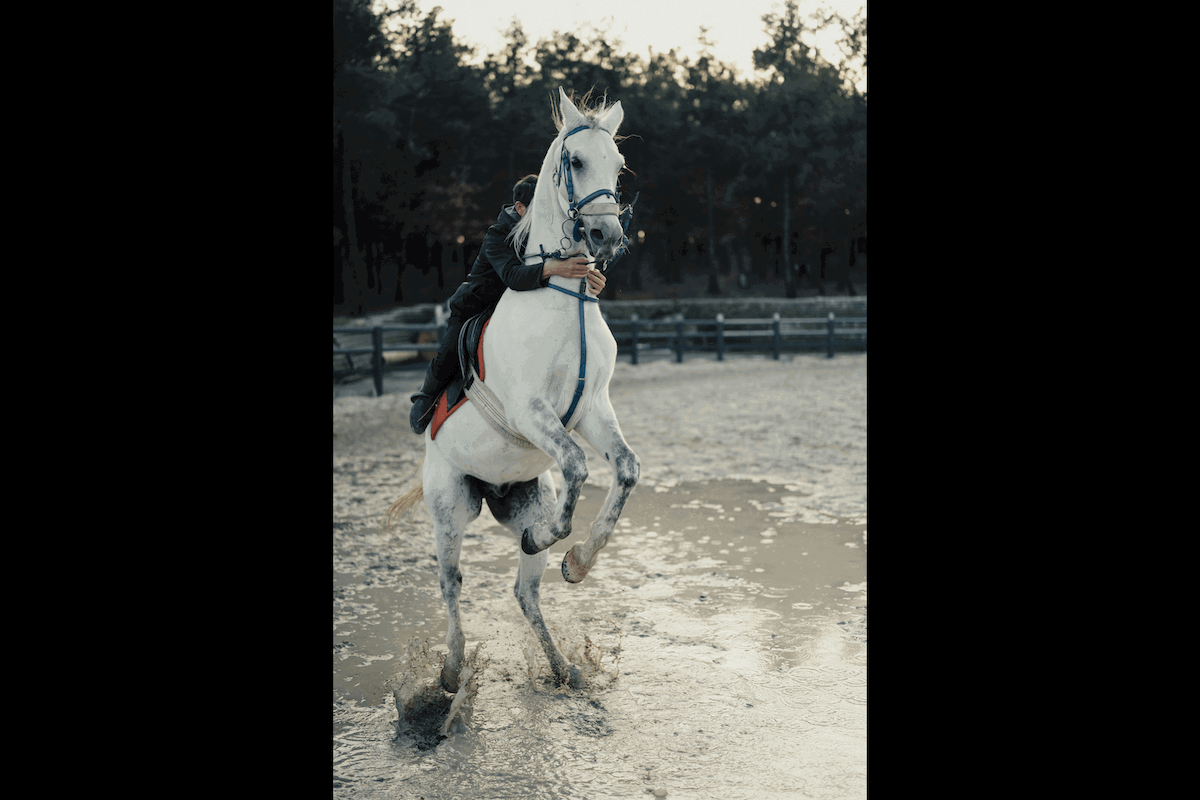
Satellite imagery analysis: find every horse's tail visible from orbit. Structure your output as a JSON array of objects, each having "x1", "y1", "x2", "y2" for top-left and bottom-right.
[{"x1": 386, "y1": 458, "x2": 425, "y2": 532}]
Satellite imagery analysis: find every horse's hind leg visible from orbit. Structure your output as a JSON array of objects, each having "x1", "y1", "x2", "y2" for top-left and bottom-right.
[
  {"x1": 562, "y1": 394, "x2": 640, "y2": 583},
  {"x1": 486, "y1": 473, "x2": 583, "y2": 689},
  {"x1": 514, "y1": 547, "x2": 583, "y2": 689},
  {"x1": 422, "y1": 453, "x2": 483, "y2": 693}
]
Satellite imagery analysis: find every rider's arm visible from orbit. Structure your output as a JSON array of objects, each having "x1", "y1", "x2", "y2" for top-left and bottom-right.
[
  {"x1": 486, "y1": 227, "x2": 548, "y2": 291},
  {"x1": 486, "y1": 226, "x2": 604, "y2": 292}
]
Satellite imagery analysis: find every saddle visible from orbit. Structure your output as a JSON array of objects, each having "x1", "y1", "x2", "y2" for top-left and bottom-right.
[
  {"x1": 429, "y1": 309, "x2": 539, "y2": 448},
  {"x1": 429, "y1": 310, "x2": 492, "y2": 441}
]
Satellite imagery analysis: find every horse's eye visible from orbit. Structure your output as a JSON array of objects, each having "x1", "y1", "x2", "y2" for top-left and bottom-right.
[{"x1": 571, "y1": 157, "x2": 582, "y2": 169}]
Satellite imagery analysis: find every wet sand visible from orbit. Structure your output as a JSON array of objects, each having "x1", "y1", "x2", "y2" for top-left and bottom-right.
[{"x1": 334, "y1": 352, "x2": 866, "y2": 799}]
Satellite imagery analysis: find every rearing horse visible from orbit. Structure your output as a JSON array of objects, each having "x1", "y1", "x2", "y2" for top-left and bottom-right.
[{"x1": 389, "y1": 89, "x2": 640, "y2": 691}]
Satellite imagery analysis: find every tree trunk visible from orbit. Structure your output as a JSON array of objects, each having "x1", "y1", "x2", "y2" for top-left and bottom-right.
[
  {"x1": 816, "y1": 244, "x2": 829, "y2": 295},
  {"x1": 629, "y1": 249, "x2": 643, "y2": 291},
  {"x1": 433, "y1": 239, "x2": 445, "y2": 292},
  {"x1": 340, "y1": 127, "x2": 367, "y2": 315},
  {"x1": 364, "y1": 238, "x2": 376, "y2": 293},
  {"x1": 705, "y1": 168, "x2": 720, "y2": 295},
  {"x1": 736, "y1": 240, "x2": 750, "y2": 289},
  {"x1": 843, "y1": 236, "x2": 857, "y2": 295},
  {"x1": 334, "y1": 240, "x2": 345, "y2": 305},
  {"x1": 374, "y1": 242, "x2": 385, "y2": 296},
  {"x1": 782, "y1": 168, "x2": 797, "y2": 298},
  {"x1": 660, "y1": 237, "x2": 680, "y2": 284},
  {"x1": 782, "y1": 170, "x2": 789, "y2": 271}
]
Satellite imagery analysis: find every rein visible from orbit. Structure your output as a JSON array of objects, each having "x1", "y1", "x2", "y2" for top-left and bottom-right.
[{"x1": 546, "y1": 282, "x2": 597, "y2": 427}]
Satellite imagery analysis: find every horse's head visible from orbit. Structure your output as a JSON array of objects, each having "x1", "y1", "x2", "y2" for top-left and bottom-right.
[{"x1": 556, "y1": 88, "x2": 627, "y2": 263}]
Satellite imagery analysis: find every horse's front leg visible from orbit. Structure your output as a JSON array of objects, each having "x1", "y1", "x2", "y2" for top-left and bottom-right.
[
  {"x1": 510, "y1": 397, "x2": 589, "y2": 555},
  {"x1": 562, "y1": 394, "x2": 639, "y2": 583}
]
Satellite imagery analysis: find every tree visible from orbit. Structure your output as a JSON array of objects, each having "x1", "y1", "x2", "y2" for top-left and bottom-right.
[
  {"x1": 331, "y1": 1, "x2": 866, "y2": 312},
  {"x1": 378, "y1": 4, "x2": 493, "y2": 306},
  {"x1": 333, "y1": 0, "x2": 405, "y2": 314},
  {"x1": 681, "y1": 29, "x2": 750, "y2": 295},
  {"x1": 750, "y1": 0, "x2": 861, "y2": 297}
]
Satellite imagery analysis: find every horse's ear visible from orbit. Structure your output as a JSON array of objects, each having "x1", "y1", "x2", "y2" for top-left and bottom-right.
[
  {"x1": 558, "y1": 87, "x2": 587, "y2": 130},
  {"x1": 599, "y1": 101, "x2": 623, "y2": 136}
]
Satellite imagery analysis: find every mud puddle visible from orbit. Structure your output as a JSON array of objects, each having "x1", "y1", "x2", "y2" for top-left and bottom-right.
[{"x1": 334, "y1": 478, "x2": 866, "y2": 799}]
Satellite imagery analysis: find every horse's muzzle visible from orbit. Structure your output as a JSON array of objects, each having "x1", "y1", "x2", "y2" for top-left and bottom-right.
[{"x1": 584, "y1": 215, "x2": 624, "y2": 262}]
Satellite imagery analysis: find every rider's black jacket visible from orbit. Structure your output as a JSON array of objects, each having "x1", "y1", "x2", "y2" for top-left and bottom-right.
[{"x1": 448, "y1": 205, "x2": 549, "y2": 318}]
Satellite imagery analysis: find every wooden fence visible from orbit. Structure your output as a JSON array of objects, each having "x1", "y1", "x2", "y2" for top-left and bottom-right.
[
  {"x1": 609, "y1": 312, "x2": 866, "y2": 365},
  {"x1": 334, "y1": 310, "x2": 866, "y2": 396}
]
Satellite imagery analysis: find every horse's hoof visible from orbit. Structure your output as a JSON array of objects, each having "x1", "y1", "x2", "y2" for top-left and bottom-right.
[
  {"x1": 521, "y1": 529, "x2": 542, "y2": 556},
  {"x1": 555, "y1": 665, "x2": 585, "y2": 690},
  {"x1": 440, "y1": 666, "x2": 460, "y2": 694},
  {"x1": 561, "y1": 546, "x2": 589, "y2": 583}
]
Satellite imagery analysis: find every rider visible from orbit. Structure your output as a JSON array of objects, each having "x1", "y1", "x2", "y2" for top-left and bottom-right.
[{"x1": 409, "y1": 174, "x2": 607, "y2": 434}]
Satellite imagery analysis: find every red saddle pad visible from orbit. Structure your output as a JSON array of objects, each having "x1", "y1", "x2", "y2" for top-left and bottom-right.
[{"x1": 429, "y1": 317, "x2": 491, "y2": 440}]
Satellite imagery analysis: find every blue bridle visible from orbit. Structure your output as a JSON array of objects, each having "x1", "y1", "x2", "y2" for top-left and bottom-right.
[
  {"x1": 546, "y1": 281, "x2": 597, "y2": 428},
  {"x1": 558, "y1": 124, "x2": 617, "y2": 243},
  {"x1": 521, "y1": 123, "x2": 641, "y2": 428},
  {"x1": 556, "y1": 124, "x2": 638, "y2": 265}
]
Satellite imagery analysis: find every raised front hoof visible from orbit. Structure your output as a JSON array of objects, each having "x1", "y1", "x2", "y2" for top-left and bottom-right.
[
  {"x1": 439, "y1": 665, "x2": 460, "y2": 695},
  {"x1": 561, "y1": 546, "x2": 590, "y2": 583},
  {"x1": 520, "y1": 529, "x2": 545, "y2": 556}
]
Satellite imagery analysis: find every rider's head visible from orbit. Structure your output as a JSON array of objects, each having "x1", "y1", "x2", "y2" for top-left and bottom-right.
[{"x1": 513, "y1": 174, "x2": 537, "y2": 217}]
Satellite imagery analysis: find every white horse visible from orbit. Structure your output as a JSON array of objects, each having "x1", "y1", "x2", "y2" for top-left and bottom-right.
[{"x1": 389, "y1": 89, "x2": 639, "y2": 691}]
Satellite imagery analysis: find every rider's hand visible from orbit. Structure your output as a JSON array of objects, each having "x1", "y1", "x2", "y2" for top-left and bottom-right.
[
  {"x1": 545, "y1": 256, "x2": 607, "y2": 295},
  {"x1": 544, "y1": 255, "x2": 591, "y2": 280},
  {"x1": 585, "y1": 268, "x2": 606, "y2": 295}
]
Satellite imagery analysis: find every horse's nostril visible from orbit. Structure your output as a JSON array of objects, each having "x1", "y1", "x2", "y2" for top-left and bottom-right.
[{"x1": 590, "y1": 228, "x2": 605, "y2": 242}]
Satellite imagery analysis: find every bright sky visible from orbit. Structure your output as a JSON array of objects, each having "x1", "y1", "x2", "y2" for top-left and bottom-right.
[{"x1": 386, "y1": 0, "x2": 865, "y2": 92}]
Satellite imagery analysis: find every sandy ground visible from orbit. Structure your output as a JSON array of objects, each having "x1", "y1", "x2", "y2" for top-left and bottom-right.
[{"x1": 333, "y1": 351, "x2": 866, "y2": 799}]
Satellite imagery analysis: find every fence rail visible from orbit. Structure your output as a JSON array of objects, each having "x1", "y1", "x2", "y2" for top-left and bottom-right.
[
  {"x1": 608, "y1": 311, "x2": 866, "y2": 365},
  {"x1": 334, "y1": 311, "x2": 865, "y2": 396}
]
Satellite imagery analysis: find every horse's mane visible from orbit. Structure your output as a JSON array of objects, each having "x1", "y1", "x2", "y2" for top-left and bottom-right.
[
  {"x1": 506, "y1": 90, "x2": 620, "y2": 256},
  {"x1": 550, "y1": 88, "x2": 616, "y2": 135}
]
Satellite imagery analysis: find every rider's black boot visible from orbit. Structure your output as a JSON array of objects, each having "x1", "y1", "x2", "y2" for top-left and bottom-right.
[
  {"x1": 409, "y1": 392, "x2": 436, "y2": 434},
  {"x1": 409, "y1": 371, "x2": 443, "y2": 435}
]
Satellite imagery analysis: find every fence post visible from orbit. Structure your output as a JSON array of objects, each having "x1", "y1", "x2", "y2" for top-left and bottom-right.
[
  {"x1": 827, "y1": 312, "x2": 835, "y2": 359},
  {"x1": 716, "y1": 313, "x2": 725, "y2": 361},
  {"x1": 435, "y1": 304, "x2": 448, "y2": 345},
  {"x1": 630, "y1": 313, "x2": 639, "y2": 365},
  {"x1": 372, "y1": 326, "x2": 384, "y2": 397},
  {"x1": 772, "y1": 312, "x2": 781, "y2": 360},
  {"x1": 675, "y1": 313, "x2": 684, "y2": 363}
]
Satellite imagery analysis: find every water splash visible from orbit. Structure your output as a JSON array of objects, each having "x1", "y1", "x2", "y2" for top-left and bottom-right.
[
  {"x1": 334, "y1": 479, "x2": 866, "y2": 799},
  {"x1": 387, "y1": 638, "x2": 487, "y2": 750}
]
